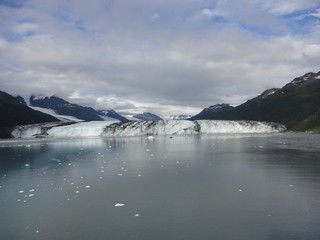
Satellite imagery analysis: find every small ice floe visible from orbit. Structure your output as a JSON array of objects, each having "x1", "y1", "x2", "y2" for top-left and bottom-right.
[
  {"x1": 26, "y1": 145, "x2": 31, "y2": 148},
  {"x1": 176, "y1": 161, "x2": 180, "y2": 164},
  {"x1": 268, "y1": 214, "x2": 272, "y2": 217},
  {"x1": 134, "y1": 214, "x2": 140, "y2": 217},
  {"x1": 138, "y1": 174, "x2": 142, "y2": 177},
  {"x1": 29, "y1": 189, "x2": 35, "y2": 192},
  {"x1": 238, "y1": 189, "x2": 243, "y2": 192},
  {"x1": 75, "y1": 191, "x2": 80, "y2": 194},
  {"x1": 101, "y1": 170, "x2": 105, "y2": 173},
  {"x1": 85, "y1": 185, "x2": 91, "y2": 188},
  {"x1": 146, "y1": 149, "x2": 150, "y2": 152},
  {"x1": 258, "y1": 146, "x2": 264, "y2": 148},
  {"x1": 288, "y1": 184, "x2": 294, "y2": 187},
  {"x1": 115, "y1": 203, "x2": 125, "y2": 207},
  {"x1": 147, "y1": 135, "x2": 154, "y2": 140},
  {"x1": 17, "y1": 199, "x2": 21, "y2": 202},
  {"x1": 28, "y1": 194, "x2": 34, "y2": 197},
  {"x1": 118, "y1": 174, "x2": 123, "y2": 176},
  {"x1": 25, "y1": 164, "x2": 29, "y2": 167},
  {"x1": 68, "y1": 163, "x2": 72, "y2": 166},
  {"x1": 19, "y1": 190, "x2": 24, "y2": 193},
  {"x1": 36, "y1": 230, "x2": 39, "y2": 233}
]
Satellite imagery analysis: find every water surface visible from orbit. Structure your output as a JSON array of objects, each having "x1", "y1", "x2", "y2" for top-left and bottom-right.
[{"x1": 0, "y1": 133, "x2": 320, "y2": 240}]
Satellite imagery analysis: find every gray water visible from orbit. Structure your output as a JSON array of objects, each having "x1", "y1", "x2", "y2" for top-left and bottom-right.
[{"x1": 0, "y1": 133, "x2": 320, "y2": 240}]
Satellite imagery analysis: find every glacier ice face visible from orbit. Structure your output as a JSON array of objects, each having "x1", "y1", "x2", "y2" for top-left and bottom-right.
[
  {"x1": 11, "y1": 122, "x2": 62, "y2": 138},
  {"x1": 102, "y1": 120, "x2": 286, "y2": 137},
  {"x1": 11, "y1": 120, "x2": 286, "y2": 139},
  {"x1": 47, "y1": 121, "x2": 118, "y2": 137}
]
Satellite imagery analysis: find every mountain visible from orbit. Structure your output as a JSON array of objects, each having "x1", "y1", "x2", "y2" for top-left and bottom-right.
[
  {"x1": 191, "y1": 103, "x2": 233, "y2": 120},
  {"x1": 168, "y1": 114, "x2": 193, "y2": 120},
  {"x1": 29, "y1": 95, "x2": 104, "y2": 121},
  {"x1": 0, "y1": 91, "x2": 59, "y2": 138},
  {"x1": 191, "y1": 71, "x2": 320, "y2": 132},
  {"x1": 97, "y1": 110, "x2": 128, "y2": 121},
  {"x1": 133, "y1": 112, "x2": 162, "y2": 121},
  {"x1": 256, "y1": 88, "x2": 280, "y2": 99}
]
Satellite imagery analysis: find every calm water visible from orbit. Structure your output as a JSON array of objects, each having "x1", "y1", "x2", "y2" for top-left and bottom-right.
[{"x1": 0, "y1": 133, "x2": 320, "y2": 240}]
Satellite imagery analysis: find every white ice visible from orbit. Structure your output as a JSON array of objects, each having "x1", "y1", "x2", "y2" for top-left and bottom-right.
[
  {"x1": 115, "y1": 203, "x2": 125, "y2": 207},
  {"x1": 29, "y1": 106, "x2": 83, "y2": 122},
  {"x1": 47, "y1": 121, "x2": 118, "y2": 138},
  {"x1": 11, "y1": 120, "x2": 286, "y2": 139}
]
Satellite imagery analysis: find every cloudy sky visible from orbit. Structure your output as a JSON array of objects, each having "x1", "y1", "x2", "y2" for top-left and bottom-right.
[{"x1": 1, "y1": 0, "x2": 320, "y2": 117}]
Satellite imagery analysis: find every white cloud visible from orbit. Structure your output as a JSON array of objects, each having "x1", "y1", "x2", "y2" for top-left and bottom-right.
[{"x1": 1, "y1": 0, "x2": 320, "y2": 117}]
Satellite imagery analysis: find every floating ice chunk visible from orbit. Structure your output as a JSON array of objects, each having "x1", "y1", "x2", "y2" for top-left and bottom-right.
[
  {"x1": 19, "y1": 190, "x2": 24, "y2": 193},
  {"x1": 85, "y1": 185, "x2": 91, "y2": 188},
  {"x1": 134, "y1": 214, "x2": 140, "y2": 217},
  {"x1": 138, "y1": 174, "x2": 142, "y2": 177},
  {"x1": 29, "y1": 189, "x2": 35, "y2": 192},
  {"x1": 288, "y1": 184, "x2": 294, "y2": 187},
  {"x1": 118, "y1": 174, "x2": 123, "y2": 176},
  {"x1": 75, "y1": 191, "x2": 80, "y2": 194},
  {"x1": 28, "y1": 194, "x2": 34, "y2": 197},
  {"x1": 115, "y1": 203, "x2": 125, "y2": 207},
  {"x1": 25, "y1": 164, "x2": 29, "y2": 167},
  {"x1": 147, "y1": 136, "x2": 154, "y2": 140},
  {"x1": 238, "y1": 189, "x2": 243, "y2": 192}
]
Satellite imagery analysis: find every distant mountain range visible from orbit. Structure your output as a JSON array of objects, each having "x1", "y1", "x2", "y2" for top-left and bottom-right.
[
  {"x1": 133, "y1": 112, "x2": 162, "y2": 121},
  {"x1": 0, "y1": 91, "x2": 58, "y2": 138},
  {"x1": 16, "y1": 95, "x2": 128, "y2": 122},
  {"x1": 191, "y1": 71, "x2": 320, "y2": 132}
]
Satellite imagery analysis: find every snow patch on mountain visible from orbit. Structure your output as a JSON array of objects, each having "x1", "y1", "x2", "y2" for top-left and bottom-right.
[{"x1": 29, "y1": 106, "x2": 83, "y2": 122}]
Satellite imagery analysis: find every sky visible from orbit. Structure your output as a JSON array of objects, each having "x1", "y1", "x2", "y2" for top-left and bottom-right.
[{"x1": 1, "y1": 0, "x2": 320, "y2": 117}]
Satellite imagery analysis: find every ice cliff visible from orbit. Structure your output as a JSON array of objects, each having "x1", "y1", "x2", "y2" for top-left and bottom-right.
[{"x1": 11, "y1": 120, "x2": 286, "y2": 139}]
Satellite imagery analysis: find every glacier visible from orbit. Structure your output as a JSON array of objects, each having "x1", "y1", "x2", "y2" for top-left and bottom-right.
[{"x1": 11, "y1": 120, "x2": 286, "y2": 139}]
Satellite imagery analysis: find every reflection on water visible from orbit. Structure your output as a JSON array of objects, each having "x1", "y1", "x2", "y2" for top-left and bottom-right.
[{"x1": 0, "y1": 133, "x2": 320, "y2": 240}]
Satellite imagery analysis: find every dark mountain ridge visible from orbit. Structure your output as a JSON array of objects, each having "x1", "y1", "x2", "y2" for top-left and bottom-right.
[
  {"x1": 30, "y1": 95, "x2": 103, "y2": 121},
  {"x1": 0, "y1": 91, "x2": 59, "y2": 138},
  {"x1": 191, "y1": 71, "x2": 320, "y2": 132}
]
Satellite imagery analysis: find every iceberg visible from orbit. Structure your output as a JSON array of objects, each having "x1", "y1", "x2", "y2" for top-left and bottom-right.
[{"x1": 10, "y1": 120, "x2": 286, "y2": 139}]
